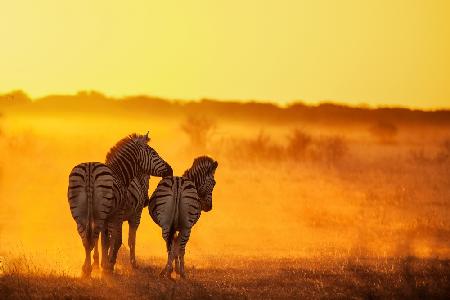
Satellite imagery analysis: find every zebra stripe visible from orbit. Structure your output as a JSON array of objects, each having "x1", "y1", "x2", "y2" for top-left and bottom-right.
[
  {"x1": 67, "y1": 162, "x2": 114, "y2": 277},
  {"x1": 68, "y1": 133, "x2": 172, "y2": 276},
  {"x1": 125, "y1": 174, "x2": 150, "y2": 222},
  {"x1": 148, "y1": 156, "x2": 218, "y2": 278},
  {"x1": 123, "y1": 174, "x2": 150, "y2": 267},
  {"x1": 100, "y1": 133, "x2": 172, "y2": 272}
]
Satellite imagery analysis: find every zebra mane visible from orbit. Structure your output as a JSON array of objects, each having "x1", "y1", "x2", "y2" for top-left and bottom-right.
[
  {"x1": 105, "y1": 133, "x2": 149, "y2": 164},
  {"x1": 183, "y1": 156, "x2": 218, "y2": 188}
]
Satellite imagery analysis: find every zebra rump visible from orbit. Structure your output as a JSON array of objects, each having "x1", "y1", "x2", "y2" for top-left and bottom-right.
[
  {"x1": 68, "y1": 162, "x2": 114, "y2": 249},
  {"x1": 148, "y1": 156, "x2": 218, "y2": 278}
]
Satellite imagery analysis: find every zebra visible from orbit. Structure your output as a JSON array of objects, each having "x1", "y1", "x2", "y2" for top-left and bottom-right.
[
  {"x1": 148, "y1": 156, "x2": 218, "y2": 278},
  {"x1": 92, "y1": 173, "x2": 150, "y2": 269},
  {"x1": 68, "y1": 162, "x2": 114, "y2": 277},
  {"x1": 68, "y1": 133, "x2": 173, "y2": 277}
]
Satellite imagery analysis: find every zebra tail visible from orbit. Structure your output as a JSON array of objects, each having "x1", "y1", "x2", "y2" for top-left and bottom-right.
[{"x1": 86, "y1": 165, "x2": 95, "y2": 249}]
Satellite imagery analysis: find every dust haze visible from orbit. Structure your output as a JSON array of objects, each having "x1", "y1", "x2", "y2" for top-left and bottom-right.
[{"x1": 0, "y1": 91, "x2": 449, "y2": 297}]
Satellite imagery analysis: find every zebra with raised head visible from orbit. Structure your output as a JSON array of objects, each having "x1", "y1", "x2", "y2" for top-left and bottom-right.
[
  {"x1": 68, "y1": 132, "x2": 172, "y2": 277},
  {"x1": 148, "y1": 156, "x2": 218, "y2": 278}
]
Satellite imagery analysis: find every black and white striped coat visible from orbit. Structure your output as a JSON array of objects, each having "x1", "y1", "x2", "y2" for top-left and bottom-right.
[
  {"x1": 91, "y1": 173, "x2": 152, "y2": 269},
  {"x1": 67, "y1": 133, "x2": 172, "y2": 277},
  {"x1": 68, "y1": 163, "x2": 113, "y2": 251},
  {"x1": 123, "y1": 174, "x2": 150, "y2": 267},
  {"x1": 148, "y1": 156, "x2": 218, "y2": 278}
]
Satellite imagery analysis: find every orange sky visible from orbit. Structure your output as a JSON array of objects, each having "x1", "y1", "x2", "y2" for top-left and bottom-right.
[{"x1": 1, "y1": 1, "x2": 449, "y2": 108}]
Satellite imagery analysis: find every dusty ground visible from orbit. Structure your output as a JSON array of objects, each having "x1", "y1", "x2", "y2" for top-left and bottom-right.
[{"x1": 1, "y1": 256, "x2": 449, "y2": 299}]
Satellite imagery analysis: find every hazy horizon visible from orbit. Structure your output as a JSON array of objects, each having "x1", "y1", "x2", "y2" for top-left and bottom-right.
[{"x1": 1, "y1": 89, "x2": 449, "y2": 111}]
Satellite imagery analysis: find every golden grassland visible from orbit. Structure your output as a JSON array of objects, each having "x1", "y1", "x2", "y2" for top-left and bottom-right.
[
  {"x1": 1, "y1": 254, "x2": 450, "y2": 299},
  {"x1": 0, "y1": 91, "x2": 449, "y2": 298}
]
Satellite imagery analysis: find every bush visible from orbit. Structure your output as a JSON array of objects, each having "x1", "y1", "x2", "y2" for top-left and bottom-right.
[
  {"x1": 311, "y1": 135, "x2": 348, "y2": 165},
  {"x1": 224, "y1": 131, "x2": 284, "y2": 163},
  {"x1": 434, "y1": 138, "x2": 450, "y2": 163},
  {"x1": 181, "y1": 116, "x2": 216, "y2": 150},
  {"x1": 286, "y1": 129, "x2": 312, "y2": 160},
  {"x1": 370, "y1": 121, "x2": 397, "y2": 144},
  {"x1": 215, "y1": 128, "x2": 348, "y2": 166}
]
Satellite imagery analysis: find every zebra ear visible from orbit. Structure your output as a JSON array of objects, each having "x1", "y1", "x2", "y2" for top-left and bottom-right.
[{"x1": 145, "y1": 131, "x2": 150, "y2": 142}]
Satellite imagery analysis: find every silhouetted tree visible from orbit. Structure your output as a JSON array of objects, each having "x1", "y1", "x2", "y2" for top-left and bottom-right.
[{"x1": 181, "y1": 116, "x2": 216, "y2": 150}]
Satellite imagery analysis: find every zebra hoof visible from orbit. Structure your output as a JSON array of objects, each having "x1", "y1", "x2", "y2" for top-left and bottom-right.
[
  {"x1": 102, "y1": 263, "x2": 114, "y2": 273},
  {"x1": 130, "y1": 259, "x2": 139, "y2": 269},
  {"x1": 159, "y1": 269, "x2": 167, "y2": 277},
  {"x1": 81, "y1": 265, "x2": 92, "y2": 278},
  {"x1": 101, "y1": 261, "x2": 108, "y2": 269},
  {"x1": 102, "y1": 269, "x2": 113, "y2": 277},
  {"x1": 159, "y1": 268, "x2": 172, "y2": 278}
]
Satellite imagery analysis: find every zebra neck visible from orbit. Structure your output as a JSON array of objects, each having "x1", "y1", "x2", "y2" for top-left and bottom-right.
[
  {"x1": 106, "y1": 160, "x2": 137, "y2": 188},
  {"x1": 185, "y1": 172, "x2": 204, "y2": 191}
]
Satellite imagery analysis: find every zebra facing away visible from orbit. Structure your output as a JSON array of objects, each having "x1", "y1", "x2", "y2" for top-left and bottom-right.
[
  {"x1": 148, "y1": 156, "x2": 218, "y2": 278},
  {"x1": 68, "y1": 162, "x2": 114, "y2": 277},
  {"x1": 68, "y1": 133, "x2": 173, "y2": 277}
]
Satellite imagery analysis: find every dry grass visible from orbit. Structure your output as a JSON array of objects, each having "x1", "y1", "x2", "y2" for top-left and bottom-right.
[{"x1": 1, "y1": 255, "x2": 449, "y2": 299}]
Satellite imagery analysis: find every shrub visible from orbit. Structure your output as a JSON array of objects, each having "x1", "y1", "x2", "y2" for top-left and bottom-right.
[
  {"x1": 286, "y1": 129, "x2": 312, "y2": 160},
  {"x1": 434, "y1": 138, "x2": 450, "y2": 163},
  {"x1": 314, "y1": 135, "x2": 348, "y2": 165},
  {"x1": 226, "y1": 131, "x2": 283, "y2": 162},
  {"x1": 370, "y1": 121, "x2": 397, "y2": 144},
  {"x1": 181, "y1": 116, "x2": 216, "y2": 150}
]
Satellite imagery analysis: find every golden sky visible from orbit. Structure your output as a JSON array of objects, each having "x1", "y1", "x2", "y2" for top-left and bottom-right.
[{"x1": 1, "y1": 0, "x2": 449, "y2": 108}]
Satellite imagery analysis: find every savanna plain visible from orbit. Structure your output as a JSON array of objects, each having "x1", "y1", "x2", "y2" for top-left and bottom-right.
[{"x1": 0, "y1": 91, "x2": 449, "y2": 299}]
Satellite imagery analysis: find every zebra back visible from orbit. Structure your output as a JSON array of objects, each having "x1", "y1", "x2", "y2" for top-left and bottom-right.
[
  {"x1": 149, "y1": 156, "x2": 218, "y2": 232},
  {"x1": 149, "y1": 176, "x2": 201, "y2": 230},
  {"x1": 68, "y1": 162, "x2": 114, "y2": 248}
]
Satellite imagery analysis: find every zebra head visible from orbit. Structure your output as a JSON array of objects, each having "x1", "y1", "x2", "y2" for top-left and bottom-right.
[
  {"x1": 198, "y1": 176, "x2": 216, "y2": 212},
  {"x1": 106, "y1": 133, "x2": 173, "y2": 186},
  {"x1": 137, "y1": 133, "x2": 173, "y2": 178},
  {"x1": 183, "y1": 156, "x2": 218, "y2": 212}
]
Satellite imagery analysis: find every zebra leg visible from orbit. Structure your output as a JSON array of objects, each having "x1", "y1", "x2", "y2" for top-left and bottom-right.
[
  {"x1": 92, "y1": 238, "x2": 100, "y2": 269},
  {"x1": 128, "y1": 222, "x2": 138, "y2": 268},
  {"x1": 100, "y1": 228, "x2": 110, "y2": 269},
  {"x1": 160, "y1": 227, "x2": 175, "y2": 277},
  {"x1": 178, "y1": 228, "x2": 191, "y2": 279},
  {"x1": 82, "y1": 241, "x2": 93, "y2": 278},
  {"x1": 107, "y1": 221, "x2": 123, "y2": 271}
]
